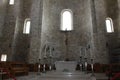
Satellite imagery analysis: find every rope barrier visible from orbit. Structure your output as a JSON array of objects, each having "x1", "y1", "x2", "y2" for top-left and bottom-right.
[
  {"x1": 111, "y1": 72, "x2": 120, "y2": 80},
  {"x1": 0, "y1": 68, "x2": 16, "y2": 80}
]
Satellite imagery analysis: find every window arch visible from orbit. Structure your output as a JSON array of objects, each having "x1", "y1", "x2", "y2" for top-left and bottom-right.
[
  {"x1": 23, "y1": 18, "x2": 31, "y2": 34},
  {"x1": 61, "y1": 9, "x2": 73, "y2": 31},
  {"x1": 105, "y1": 17, "x2": 114, "y2": 33}
]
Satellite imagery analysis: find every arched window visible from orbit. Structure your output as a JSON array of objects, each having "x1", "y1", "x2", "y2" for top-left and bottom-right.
[
  {"x1": 23, "y1": 18, "x2": 31, "y2": 34},
  {"x1": 61, "y1": 9, "x2": 73, "y2": 31},
  {"x1": 9, "y1": 0, "x2": 14, "y2": 5},
  {"x1": 105, "y1": 18, "x2": 114, "y2": 33}
]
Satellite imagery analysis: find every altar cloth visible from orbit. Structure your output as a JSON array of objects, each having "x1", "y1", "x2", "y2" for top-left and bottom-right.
[{"x1": 55, "y1": 61, "x2": 77, "y2": 72}]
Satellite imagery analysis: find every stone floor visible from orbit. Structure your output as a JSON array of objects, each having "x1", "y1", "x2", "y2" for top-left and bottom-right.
[{"x1": 7, "y1": 71, "x2": 108, "y2": 80}]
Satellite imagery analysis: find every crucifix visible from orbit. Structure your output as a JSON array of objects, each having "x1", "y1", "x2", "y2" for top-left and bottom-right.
[
  {"x1": 65, "y1": 30, "x2": 68, "y2": 60},
  {"x1": 64, "y1": 29, "x2": 70, "y2": 60}
]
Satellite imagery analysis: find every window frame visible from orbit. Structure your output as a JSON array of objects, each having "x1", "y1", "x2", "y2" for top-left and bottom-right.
[
  {"x1": 60, "y1": 9, "x2": 73, "y2": 31},
  {"x1": 23, "y1": 18, "x2": 31, "y2": 34},
  {"x1": 105, "y1": 17, "x2": 114, "y2": 33}
]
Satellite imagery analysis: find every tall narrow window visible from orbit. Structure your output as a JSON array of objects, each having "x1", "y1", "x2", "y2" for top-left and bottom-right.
[
  {"x1": 9, "y1": 0, "x2": 14, "y2": 5},
  {"x1": 23, "y1": 18, "x2": 31, "y2": 34},
  {"x1": 105, "y1": 18, "x2": 114, "y2": 33},
  {"x1": 1, "y1": 54, "x2": 7, "y2": 61},
  {"x1": 61, "y1": 9, "x2": 73, "y2": 31}
]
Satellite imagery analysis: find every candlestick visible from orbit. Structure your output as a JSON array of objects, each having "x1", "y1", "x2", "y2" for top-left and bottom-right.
[
  {"x1": 79, "y1": 56, "x2": 82, "y2": 71},
  {"x1": 38, "y1": 64, "x2": 40, "y2": 68},
  {"x1": 43, "y1": 64, "x2": 46, "y2": 73},
  {"x1": 91, "y1": 59, "x2": 95, "y2": 76},
  {"x1": 37, "y1": 59, "x2": 41, "y2": 75},
  {"x1": 43, "y1": 57, "x2": 47, "y2": 73},
  {"x1": 84, "y1": 58, "x2": 87, "y2": 74}
]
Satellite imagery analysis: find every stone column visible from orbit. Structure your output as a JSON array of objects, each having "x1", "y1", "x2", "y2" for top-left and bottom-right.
[
  {"x1": 91, "y1": 0, "x2": 109, "y2": 63},
  {"x1": 11, "y1": 0, "x2": 24, "y2": 61},
  {"x1": 89, "y1": 0, "x2": 96, "y2": 60},
  {"x1": 29, "y1": 0, "x2": 43, "y2": 63},
  {"x1": 1, "y1": 0, "x2": 20, "y2": 61}
]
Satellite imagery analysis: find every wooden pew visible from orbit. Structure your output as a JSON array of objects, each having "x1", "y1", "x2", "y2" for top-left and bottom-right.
[
  {"x1": 105, "y1": 64, "x2": 120, "y2": 77},
  {"x1": 93, "y1": 63, "x2": 103, "y2": 73},
  {"x1": 9, "y1": 62, "x2": 29, "y2": 76},
  {"x1": 27, "y1": 64, "x2": 35, "y2": 72}
]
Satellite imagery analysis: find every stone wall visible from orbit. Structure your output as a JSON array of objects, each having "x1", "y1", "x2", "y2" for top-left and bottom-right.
[
  {"x1": 0, "y1": 0, "x2": 16, "y2": 61},
  {"x1": 0, "y1": 0, "x2": 32, "y2": 62},
  {"x1": 0, "y1": 0, "x2": 8, "y2": 55},
  {"x1": 0, "y1": 0, "x2": 7, "y2": 37},
  {"x1": 105, "y1": 0, "x2": 119, "y2": 49},
  {"x1": 28, "y1": 0, "x2": 110, "y2": 64},
  {"x1": 106, "y1": 0, "x2": 120, "y2": 63},
  {"x1": 0, "y1": 0, "x2": 118, "y2": 64},
  {"x1": 40, "y1": 0, "x2": 93, "y2": 62}
]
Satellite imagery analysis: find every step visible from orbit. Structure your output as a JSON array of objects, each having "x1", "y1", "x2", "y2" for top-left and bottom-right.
[{"x1": 7, "y1": 71, "x2": 108, "y2": 80}]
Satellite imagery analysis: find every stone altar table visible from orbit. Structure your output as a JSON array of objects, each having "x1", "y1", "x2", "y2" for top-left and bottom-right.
[{"x1": 55, "y1": 61, "x2": 77, "y2": 72}]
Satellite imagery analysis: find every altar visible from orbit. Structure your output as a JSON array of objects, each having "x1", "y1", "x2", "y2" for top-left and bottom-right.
[{"x1": 55, "y1": 61, "x2": 77, "y2": 72}]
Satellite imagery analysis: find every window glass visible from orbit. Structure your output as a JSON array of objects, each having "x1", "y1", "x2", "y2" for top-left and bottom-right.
[
  {"x1": 23, "y1": 19, "x2": 31, "y2": 34},
  {"x1": 61, "y1": 9, "x2": 73, "y2": 31},
  {"x1": 105, "y1": 18, "x2": 114, "y2": 33}
]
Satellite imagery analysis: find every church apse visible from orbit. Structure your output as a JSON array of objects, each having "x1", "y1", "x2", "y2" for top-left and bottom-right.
[
  {"x1": 40, "y1": 0, "x2": 94, "y2": 62},
  {"x1": 0, "y1": 0, "x2": 118, "y2": 64},
  {"x1": 5, "y1": 0, "x2": 110, "y2": 64}
]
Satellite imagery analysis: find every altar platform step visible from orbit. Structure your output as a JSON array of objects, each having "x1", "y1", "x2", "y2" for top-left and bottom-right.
[
  {"x1": 7, "y1": 71, "x2": 108, "y2": 80},
  {"x1": 40, "y1": 71, "x2": 108, "y2": 80}
]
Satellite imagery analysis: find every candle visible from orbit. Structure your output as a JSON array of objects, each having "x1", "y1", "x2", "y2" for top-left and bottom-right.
[
  {"x1": 85, "y1": 58, "x2": 87, "y2": 68},
  {"x1": 43, "y1": 64, "x2": 46, "y2": 72},
  {"x1": 38, "y1": 64, "x2": 40, "y2": 68}
]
